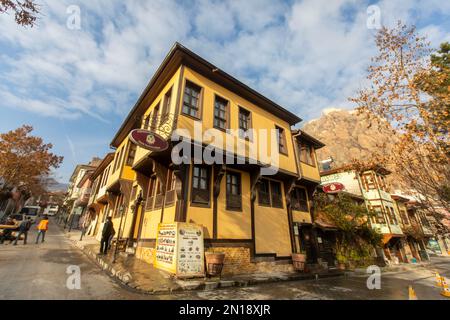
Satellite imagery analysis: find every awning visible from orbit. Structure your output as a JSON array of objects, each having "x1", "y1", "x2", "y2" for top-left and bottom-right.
[
  {"x1": 314, "y1": 211, "x2": 338, "y2": 231},
  {"x1": 383, "y1": 234, "x2": 405, "y2": 244}
]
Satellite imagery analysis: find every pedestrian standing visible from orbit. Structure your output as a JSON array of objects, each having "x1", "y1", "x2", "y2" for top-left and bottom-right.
[
  {"x1": 35, "y1": 216, "x2": 49, "y2": 244},
  {"x1": 13, "y1": 217, "x2": 32, "y2": 245},
  {"x1": 99, "y1": 216, "x2": 115, "y2": 255}
]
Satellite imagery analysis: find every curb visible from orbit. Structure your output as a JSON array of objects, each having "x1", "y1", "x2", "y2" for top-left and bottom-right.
[{"x1": 64, "y1": 229, "x2": 345, "y2": 295}]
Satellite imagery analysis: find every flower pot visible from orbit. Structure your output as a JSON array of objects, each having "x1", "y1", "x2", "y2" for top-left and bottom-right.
[
  {"x1": 291, "y1": 253, "x2": 306, "y2": 272},
  {"x1": 205, "y1": 252, "x2": 225, "y2": 277},
  {"x1": 337, "y1": 262, "x2": 346, "y2": 270}
]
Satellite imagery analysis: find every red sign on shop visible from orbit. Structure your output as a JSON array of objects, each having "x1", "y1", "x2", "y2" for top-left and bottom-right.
[
  {"x1": 322, "y1": 182, "x2": 345, "y2": 194},
  {"x1": 129, "y1": 129, "x2": 169, "y2": 152}
]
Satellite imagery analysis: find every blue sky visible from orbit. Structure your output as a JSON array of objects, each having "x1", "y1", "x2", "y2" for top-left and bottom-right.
[{"x1": 0, "y1": 0, "x2": 449, "y2": 184}]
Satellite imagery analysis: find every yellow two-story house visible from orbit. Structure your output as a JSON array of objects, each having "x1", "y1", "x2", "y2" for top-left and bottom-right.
[{"x1": 88, "y1": 43, "x2": 325, "y2": 274}]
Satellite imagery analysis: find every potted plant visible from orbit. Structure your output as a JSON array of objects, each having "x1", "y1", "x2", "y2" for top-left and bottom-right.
[
  {"x1": 336, "y1": 252, "x2": 347, "y2": 270},
  {"x1": 205, "y1": 252, "x2": 225, "y2": 277},
  {"x1": 291, "y1": 251, "x2": 307, "y2": 272}
]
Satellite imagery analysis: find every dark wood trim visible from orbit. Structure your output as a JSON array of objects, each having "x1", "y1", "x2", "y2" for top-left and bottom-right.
[
  {"x1": 204, "y1": 239, "x2": 253, "y2": 248},
  {"x1": 173, "y1": 65, "x2": 185, "y2": 130},
  {"x1": 284, "y1": 178, "x2": 297, "y2": 254},
  {"x1": 213, "y1": 165, "x2": 226, "y2": 239}
]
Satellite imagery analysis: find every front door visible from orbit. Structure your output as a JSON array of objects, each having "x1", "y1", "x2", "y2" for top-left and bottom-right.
[
  {"x1": 316, "y1": 229, "x2": 336, "y2": 267},
  {"x1": 299, "y1": 225, "x2": 316, "y2": 264}
]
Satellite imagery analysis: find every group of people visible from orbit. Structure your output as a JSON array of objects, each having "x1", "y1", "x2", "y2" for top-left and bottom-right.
[{"x1": 0, "y1": 216, "x2": 49, "y2": 245}]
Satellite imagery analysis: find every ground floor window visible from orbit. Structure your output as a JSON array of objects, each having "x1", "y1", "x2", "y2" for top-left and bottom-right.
[
  {"x1": 291, "y1": 187, "x2": 308, "y2": 212},
  {"x1": 226, "y1": 171, "x2": 242, "y2": 211}
]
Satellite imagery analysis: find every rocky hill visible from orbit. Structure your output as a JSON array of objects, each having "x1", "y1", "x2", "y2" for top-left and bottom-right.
[{"x1": 302, "y1": 108, "x2": 398, "y2": 169}]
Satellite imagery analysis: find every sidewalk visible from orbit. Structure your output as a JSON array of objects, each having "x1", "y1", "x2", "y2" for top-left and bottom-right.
[{"x1": 60, "y1": 225, "x2": 345, "y2": 295}]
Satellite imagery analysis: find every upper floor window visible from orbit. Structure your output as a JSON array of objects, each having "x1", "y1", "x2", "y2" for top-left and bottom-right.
[
  {"x1": 387, "y1": 206, "x2": 398, "y2": 225},
  {"x1": 257, "y1": 178, "x2": 284, "y2": 209},
  {"x1": 182, "y1": 81, "x2": 202, "y2": 119},
  {"x1": 370, "y1": 206, "x2": 386, "y2": 224},
  {"x1": 126, "y1": 143, "x2": 137, "y2": 167},
  {"x1": 239, "y1": 107, "x2": 252, "y2": 140},
  {"x1": 400, "y1": 209, "x2": 409, "y2": 225},
  {"x1": 191, "y1": 166, "x2": 210, "y2": 206},
  {"x1": 299, "y1": 143, "x2": 315, "y2": 167},
  {"x1": 226, "y1": 172, "x2": 242, "y2": 211},
  {"x1": 151, "y1": 102, "x2": 160, "y2": 131},
  {"x1": 213, "y1": 95, "x2": 229, "y2": 130},
  {"x1": 275, "y1": 126, "x2": 288, "y2": 155},
  {"x1": 257, "y1": 179, "x2": 271, "y2": 206},
  {"x1": 270, "y1": 181, "x2": 283, "y2": 208},
  {"x1": 377, "y1": 175, "x2": 387, "y2": 191},
  {"x1": 143, "y1": 114, "x2": 151, "y2": 130},
  {"x1": 161, "y1": 88, "x2": 172, "y2": 120},
  {"x1": 292, "y1": 188, "x2": 308, "y2": 212},
  {"x1": 114, "y1": 147, "x2": 124, "y2": 172},
  {"x1": 361, "y1": 173, "x2": 376, "y2": 191}
]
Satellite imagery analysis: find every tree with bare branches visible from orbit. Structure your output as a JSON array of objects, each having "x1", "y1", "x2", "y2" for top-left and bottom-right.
[
  {"x1": 0, "y1": 0, "x2": 39, "y2": 27},
  {"x1": 350, "y1": 22, "x2": 450, "y2": 235}
]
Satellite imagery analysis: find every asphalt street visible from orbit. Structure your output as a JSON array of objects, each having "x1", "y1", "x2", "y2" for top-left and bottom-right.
[{"x1": 1, "y1": 218, "x2": 449, "y2": 300}]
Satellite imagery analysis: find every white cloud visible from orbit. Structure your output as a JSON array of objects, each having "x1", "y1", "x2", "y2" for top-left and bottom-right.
[{"x1": 0, "y1": 0, "x2": 448, "y2": 124}]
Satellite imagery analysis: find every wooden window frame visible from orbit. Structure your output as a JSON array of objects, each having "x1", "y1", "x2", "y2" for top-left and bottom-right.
[
  {"x1": 226, "y1": 171, "x2": 242, "y2": 212},
  {"x1": 213, "y1": 94, "x2": 230, "y2": 132},
  {"x1": 299, "y1": 143, "x2": 316, "y2": 167},
  {"x1": 270, "y1": 180, "x2": 283, "y2": 209},
  {"x1": 387, "y1": 206, "x2": 398, "y2": 225},
  {"x1": 257, "y1": 179, "x2": 271, "y2": 206},
  {"x1": 150, "y1": 102, "x2": 161, "y2": 132},
  {"x1": 161, "y1": 87, "x2": 172, "y2": 121},
  {"x1": 181, "y1": 80, "x2": 203, "y2": 120},
  {"x1": 190, "y1": 165, "x2": 211, "y2": 207},
  {"x1": 238, "y1": 106, "x2": 252, "y2": 140},
  {"x1": 371, "y1": 205, "x2": 386, "y2": 224},
  {"x1": 126, "y1": 143, "x2": 137, "y2": 167},
  {"x1": 275, "y1": 125, "x2": 288, "y2": 156},
  {"x1": 361, "y1": 173, "x2": 376, "y2": 191},
  {"x1": 292, "y1": 187, "x2": 309, "y2": 212}
]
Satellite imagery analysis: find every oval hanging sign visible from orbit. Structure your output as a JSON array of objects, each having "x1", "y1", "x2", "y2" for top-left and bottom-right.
[
  {"x1": 322, "y1": 182, "x2": 345, "y2": 194},
  {"x1": 129, "y1": 129, "x2": 169, "y2": 152}
]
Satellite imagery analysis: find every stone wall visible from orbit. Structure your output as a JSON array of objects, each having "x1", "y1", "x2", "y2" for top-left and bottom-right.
[{"x1": 135, "y1": 245, "x2": 294, "y2": 276}]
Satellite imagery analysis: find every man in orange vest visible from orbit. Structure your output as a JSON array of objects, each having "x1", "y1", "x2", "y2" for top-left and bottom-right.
[{"x1": 35, "y1": 216, "x2": 49, "y2": 244}]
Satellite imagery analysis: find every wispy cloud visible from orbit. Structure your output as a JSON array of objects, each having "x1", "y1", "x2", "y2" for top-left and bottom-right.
[{"x1": 0, "y1": 0, "x2": 448, "y2": 181}]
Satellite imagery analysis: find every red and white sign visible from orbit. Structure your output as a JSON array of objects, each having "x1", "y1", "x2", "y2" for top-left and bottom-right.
[
  {"x1": 129, "y1": 129, "x2": 169, "y2": 152},
  {"x1": 322, "y1": 182, "x2": 345, "y2": 194}
]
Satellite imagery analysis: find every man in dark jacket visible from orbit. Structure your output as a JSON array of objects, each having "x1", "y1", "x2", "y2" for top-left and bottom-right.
[
  {"x1": 13, "y1": 217, "x2": 32, "y2": 245},
  {"x1": 99, "y1": 217, "x2": 115, "y2": 255}
]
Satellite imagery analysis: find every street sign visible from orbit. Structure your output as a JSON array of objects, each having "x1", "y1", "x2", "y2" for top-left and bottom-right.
[
  {"x1": 322, "y1": 182, "x2": 345, "y2": 194},
  {"x1": 129, "y1": 129, "x2": 169, "y2": 152}
]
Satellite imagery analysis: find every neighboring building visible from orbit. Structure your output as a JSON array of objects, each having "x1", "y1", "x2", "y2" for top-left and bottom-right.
[
  {"x1": 86, "y1": 43, "x2": 326, "y2": 275},
  {"x1": 321, "y1": 165, "x2": 405, "y2": 264},
  {"x1": 63, "y1": 158, "x2": 101, "y2": 228}
]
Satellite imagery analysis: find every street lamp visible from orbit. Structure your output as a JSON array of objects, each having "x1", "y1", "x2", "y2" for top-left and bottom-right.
[{"x1": 112, "y1": 204, "x2": 125, "y2": 264}]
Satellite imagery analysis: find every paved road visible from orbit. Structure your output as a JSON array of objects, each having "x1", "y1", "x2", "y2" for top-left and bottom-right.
[{"x1": 1, "y1": 218, "x2": 449, "y2": 300}]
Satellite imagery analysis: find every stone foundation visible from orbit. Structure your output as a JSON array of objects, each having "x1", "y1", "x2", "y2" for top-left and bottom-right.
[
  {"x1": 136, "y1": 247, "x2": 155, "y2": 265},
  {"x1": 135, "y1": 245, "x2": 294, "y2": 276}
]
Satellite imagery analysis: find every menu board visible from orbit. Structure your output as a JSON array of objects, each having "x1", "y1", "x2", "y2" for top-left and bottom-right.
[
  {"x1": 154, "y1": 223, "x2": 177, "y2": 274},
  {"x1": 154, "y1": 223, "x2": 204, "y2": 278}
]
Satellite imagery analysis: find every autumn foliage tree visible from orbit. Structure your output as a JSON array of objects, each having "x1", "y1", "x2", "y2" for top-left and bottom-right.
[
  {"x1": 0, "y1": 125, "x2": 63, "y2": 201},
  {"x1": 0, "y1": 0, "x2": 39, "y2": 27},
  {"x1": 351, "y1": 22, "x2": 450, "y2": 234}
]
